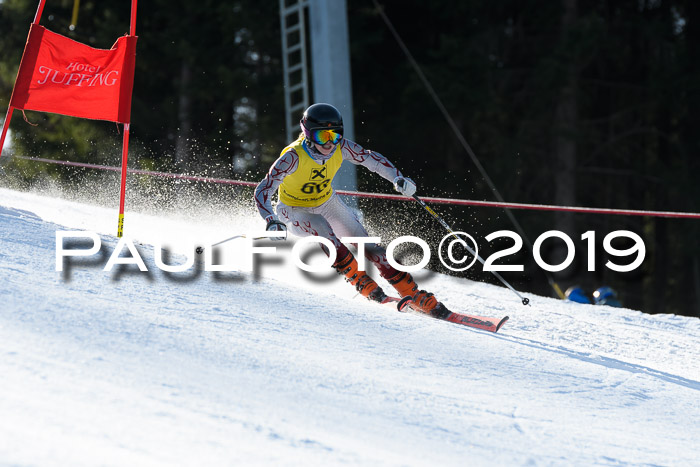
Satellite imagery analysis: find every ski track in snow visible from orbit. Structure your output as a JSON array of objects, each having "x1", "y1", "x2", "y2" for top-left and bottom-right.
[{"x1": 1, "y1": 187, "x2": 699, "y2": 466}]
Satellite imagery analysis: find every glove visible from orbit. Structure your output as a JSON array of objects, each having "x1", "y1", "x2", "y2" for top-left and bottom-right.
[
  {"x1": 393, "y1": 176, "x2": 417, "y2": 197},
  {"x1": 265, "y1": 216, "x2": 287, "y2": 241}
]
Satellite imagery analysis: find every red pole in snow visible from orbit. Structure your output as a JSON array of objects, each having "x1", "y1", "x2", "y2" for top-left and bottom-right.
[
  {"x1": 117, "y1": 123, "x2": 130, "y2": 237},
  {"x1": 0, "y1": 108, "x2": 14, "y2": 158},
  {"x1": 116, "y1": 0, "x2": 138, "y2": 237},
  {"x1": 0, "y1": 0, "x2": 48, "y2": 159}
]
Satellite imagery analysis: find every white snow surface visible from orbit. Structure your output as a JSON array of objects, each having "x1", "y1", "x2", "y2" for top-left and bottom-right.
[{"x1": 1, "y1": 187, "x2": 699, "y2": 466}]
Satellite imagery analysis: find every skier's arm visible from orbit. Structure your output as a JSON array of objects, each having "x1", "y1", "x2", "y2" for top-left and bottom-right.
[
  {"x1": 254, "y1": 150, "x2": 299, "y2": 221},
  {"x1": 340, "y1": 139, "x2": 416, "y2": 195},
  {"x1": 340, "y1": 139, "x2": 402, "y2": 182}
]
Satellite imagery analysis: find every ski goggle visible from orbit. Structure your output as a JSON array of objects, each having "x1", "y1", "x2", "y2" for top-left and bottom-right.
[{"x1": 309, "y1": 128, "x2": 343, "y2": 145}]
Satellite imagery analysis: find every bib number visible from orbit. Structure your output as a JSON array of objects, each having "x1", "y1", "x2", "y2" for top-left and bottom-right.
[{"x1": 301, "y1": 180, "x2": 331, "y2": 194}]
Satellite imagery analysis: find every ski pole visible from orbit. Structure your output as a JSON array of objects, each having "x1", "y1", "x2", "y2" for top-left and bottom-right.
[
  {"x1": 411, "y1": 194, "x2": 530, "y2": 306},
  {"x1": 212, "y1": 234, "x2": 251, "y2": 247},
  {"x1": 195, "y1": 234, "x2": 273, "y2": 255}
]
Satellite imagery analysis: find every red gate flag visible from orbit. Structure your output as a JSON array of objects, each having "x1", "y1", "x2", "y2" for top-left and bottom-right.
[{"x1": 10, "y1": 23, "x2": 137, "y2": 124}]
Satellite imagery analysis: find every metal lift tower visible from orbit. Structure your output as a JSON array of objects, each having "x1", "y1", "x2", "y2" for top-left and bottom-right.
[{"x1": 279, "y1": 0, "x2": 357, "y2": 193}]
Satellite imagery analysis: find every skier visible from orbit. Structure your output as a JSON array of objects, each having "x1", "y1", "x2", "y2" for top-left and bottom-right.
[
  {"x1": 593, "y1": 286, "x2": 622, "y2": 307},
  {"x1": 565, "y1": 285, "x2": 591, "y2": 304},
  {"x1": 254, "y1": 103, "x2": 444, "y2": 314}
]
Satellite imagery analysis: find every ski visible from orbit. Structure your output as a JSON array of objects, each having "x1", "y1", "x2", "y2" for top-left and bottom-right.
[
  {"x1": 378, "y1": 296, "x2": 403, "y2": 306},
  {"x1": 442, "y1": 310, "x2": 509, "y2": 333},
  {"x1": 380, "y1": 296, "x2": 508, "y2": 333}
]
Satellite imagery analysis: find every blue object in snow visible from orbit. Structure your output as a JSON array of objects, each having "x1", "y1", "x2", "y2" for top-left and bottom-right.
[
  {"x1": 565, "y1": 286, "x2": 591, "y2": 304},
  {"x1": 593, "y1": 286, "x2": 622, "y2": 307}
]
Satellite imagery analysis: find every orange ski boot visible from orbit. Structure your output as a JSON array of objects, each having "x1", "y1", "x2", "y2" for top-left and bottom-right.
[
  {"x1": 410, "y1": 290, "x2": 450, "y2": 319},
  {"x1": 385, "y1": 271, "x2": 418, "y2": 298},
  {"x1": 333, "y1": 250, "x2": 387, "y2": 303}
]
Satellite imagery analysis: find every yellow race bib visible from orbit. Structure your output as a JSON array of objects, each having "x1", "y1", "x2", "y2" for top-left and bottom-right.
[{"x1": 279, "y1": 136, "x2": 343, "y2": 207}]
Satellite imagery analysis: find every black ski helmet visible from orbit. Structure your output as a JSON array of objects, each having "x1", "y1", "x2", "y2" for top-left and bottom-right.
[{"x1": 300, "y1": 103, "x2": 344, "y2": 136}]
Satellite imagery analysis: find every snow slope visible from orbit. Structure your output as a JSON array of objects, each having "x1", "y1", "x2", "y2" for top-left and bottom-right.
[{"x1": 1, "y1": 187, "x2": 699, "y2": 466}]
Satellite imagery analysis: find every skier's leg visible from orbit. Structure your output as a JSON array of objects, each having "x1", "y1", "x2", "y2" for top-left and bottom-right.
[
  {"x1": 277, "y1": 201, "x2": 386, "y2": 301},
  {"x1": 276, "y1": 202, "x2": 341, "y2": 247},
  {"x1": 317, "y1": 195, "x2": 424, "y2": 299},
  {"x1": 318, "y1": 195, "x2": 394, "y2": 274},
  {"x1": 316, "y1": 196, "x2": 441, "y2": 313}
]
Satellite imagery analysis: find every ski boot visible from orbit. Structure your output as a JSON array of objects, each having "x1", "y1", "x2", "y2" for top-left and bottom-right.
[
  {"x1": 385, "y1": 270, "x2": 418, "y2": 298},
  {"x1": 333, "y1": 249, "x2": 387, "y2": 303},
  {"x1": 409, "y1": 290, "x2": 451, "y2": 319}
]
